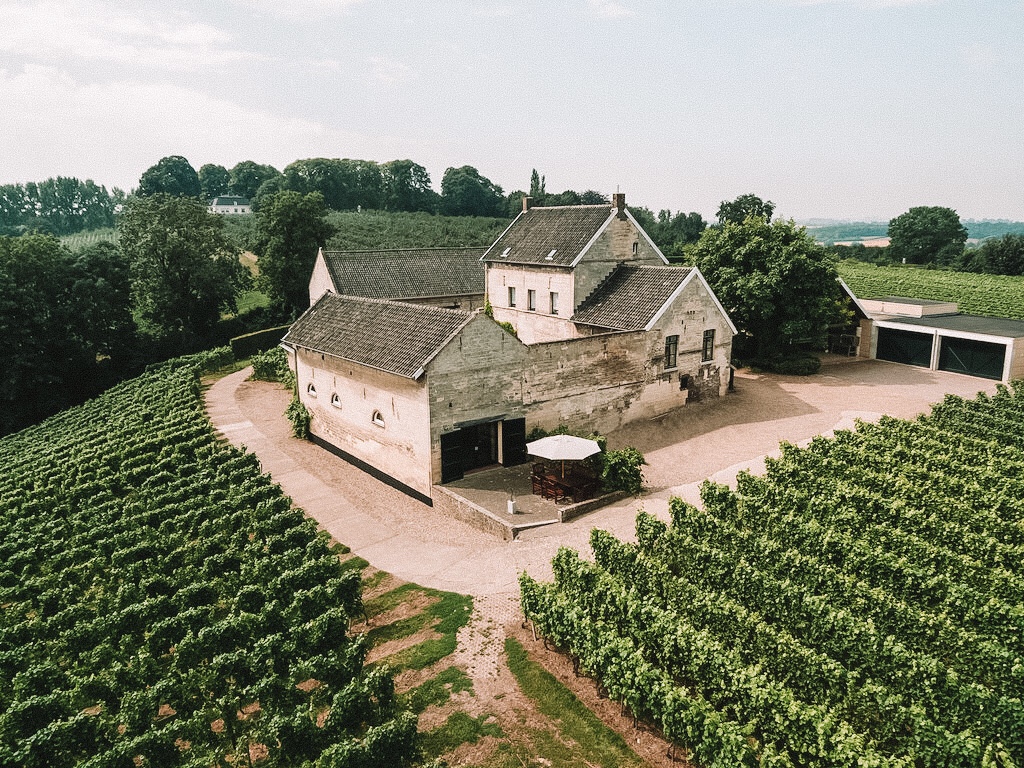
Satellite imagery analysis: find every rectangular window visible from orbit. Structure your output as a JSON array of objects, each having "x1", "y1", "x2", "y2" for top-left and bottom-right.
[
  {"x1": 664, "y1": 335, "x2": 678, "y2": 369},
  {"x1": 550, "y1": 291, "x2": 559, "y2": 315},
  {"x1": 527, "y1": 289, "x2": 536, "y2": 311},
  {"x1": 508, "y1": 286, "x2": 516, "y2": 307},
  {"x1": 702, "y1": 329, "x2": 715, "y2": 362}
]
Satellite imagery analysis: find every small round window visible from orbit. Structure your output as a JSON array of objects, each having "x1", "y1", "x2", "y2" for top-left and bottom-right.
[
  {"x1": 330, "y1": 393, "x2": 342, "y2": 409},
  {"x1": 371, "y1": 410, "x2": 385, "y2": 427}
]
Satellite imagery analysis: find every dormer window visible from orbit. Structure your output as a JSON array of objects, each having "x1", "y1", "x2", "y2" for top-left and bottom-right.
[{"x1": 544, "y1": 249, "x2": 557, "y2": 261}]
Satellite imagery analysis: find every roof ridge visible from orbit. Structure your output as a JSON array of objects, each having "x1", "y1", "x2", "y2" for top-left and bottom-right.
[
  {"x1": 323, "y1": 246, "x2": 488, "y2": 255},
  {"x1": 320, "y1": 292, "x2": 472, "y2": 317}
]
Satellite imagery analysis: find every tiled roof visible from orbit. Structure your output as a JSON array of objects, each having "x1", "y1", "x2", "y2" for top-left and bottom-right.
[
  {"x1": 283, "y1": 293, "x2": 473, "y2": 378},
  {"x1": 572, "y1": 264, "x2": 693, "y2": 331},
  {"x1": 482, "y1": 206, "x2": 614, "y2": 266},
  {"x1": 323, "y1": 247, "x2": 486, "y2": 300}
]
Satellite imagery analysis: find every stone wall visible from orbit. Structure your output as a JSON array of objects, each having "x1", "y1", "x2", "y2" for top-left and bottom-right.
[
  {"x1": 427, "y1": 315, "x2": 529, "y2": 481},
  {"x1": 294, "y1": 348, "x2": 434, "y2": 498},
  {"x1": 488, "y1": 264, "x2": 577, "y2": 344},
  {"x1": 573, "y1": 213, "x2": 665, "y2": 310}
]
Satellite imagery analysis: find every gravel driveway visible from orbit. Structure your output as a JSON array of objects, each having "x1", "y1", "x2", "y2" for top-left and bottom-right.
[{"x1": 205, "y1": 357, "x2": 996, "y2": 620}]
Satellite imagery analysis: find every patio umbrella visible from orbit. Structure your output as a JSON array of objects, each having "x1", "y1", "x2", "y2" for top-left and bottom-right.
[{"x1": 526, "y1": 434, "x2": 601, "y2": 477}]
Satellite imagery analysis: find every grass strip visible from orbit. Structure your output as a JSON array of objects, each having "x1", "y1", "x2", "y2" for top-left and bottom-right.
[
  {"x1": 365, "y1": 585, "x2": 473, "y2": 672},
  {"x1": 504, "y1": 636, "x2": 649, "y2": 768},
  {"x1": 419, "y1": 712, "x2": 503, "y2": 758},
  {"x1": 404, "y1": 665, "x2": 474, "y2": 714}
]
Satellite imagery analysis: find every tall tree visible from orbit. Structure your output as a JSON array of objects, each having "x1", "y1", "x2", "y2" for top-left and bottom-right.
[
  {"x1": 199, "y1": 163, "x2": 231, "y2": 200},
  {"x1": 255, "y1": 191, "x2": 335, "y2": 316},
  {"x1": 689, "y1": 217, "x2": 840, "y2": 360},
  {"x1": 716, "y1": 193, "x2": 775, "y2": 226},
  {"x1": 440, "y1": 166, "x2": 504, "y2": 217},
  {"x1": 0, "y1": 235, "x2": 136, "y2": 434},
  {"x1": 887, "y1": 206, "x2": 968, "y2": 266},
  {"x1": 962, "y1": 233, "x2": 1024, "y2": 276},
  {"x1": 119, "y1": 194, "x2": 244, "y2": 346},
  {"x1": 138, "y1": 155, "x2": 202, "y2": 198},
  {"x1": 229, "y1": 161, "x2": 282, "y2": 199},
  {"x1": 381, "y1": 159, "x2": 438, "y2": 212}
]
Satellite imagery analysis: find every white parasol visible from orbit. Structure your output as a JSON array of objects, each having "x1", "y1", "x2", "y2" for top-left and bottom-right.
[{"x1": 526, "y1": 434, "x2": 601, "y2": 476}]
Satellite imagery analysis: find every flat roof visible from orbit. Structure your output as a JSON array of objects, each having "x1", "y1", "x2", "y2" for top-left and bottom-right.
[{"x1": 878, "y1": 313, "x2": 1024, "y2": 339}]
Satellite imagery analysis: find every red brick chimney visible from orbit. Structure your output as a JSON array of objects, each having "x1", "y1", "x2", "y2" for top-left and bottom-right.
[{"x1": 522, "y1": 196, "x2": 533, "y2": 212}]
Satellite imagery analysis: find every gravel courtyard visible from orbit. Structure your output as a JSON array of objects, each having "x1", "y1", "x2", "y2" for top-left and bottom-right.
[{"x1": 205, "y1": 356, "x2": 998, "y2": 619}]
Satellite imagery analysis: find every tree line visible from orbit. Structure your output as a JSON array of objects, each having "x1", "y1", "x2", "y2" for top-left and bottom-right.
[{"x1": 833, "y1": 205, "x2": 1024, "y2": 277}]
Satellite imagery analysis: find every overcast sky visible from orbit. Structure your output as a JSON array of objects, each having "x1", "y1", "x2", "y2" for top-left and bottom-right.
[{"x1": 1, "y1": 0, "x2": 1021, "y2": 222}]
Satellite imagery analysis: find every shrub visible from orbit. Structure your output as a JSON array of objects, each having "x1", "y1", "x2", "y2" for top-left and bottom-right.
[
  {"x1": 599, "y1": 447, "x2": 646, "y2": 496},
  {"x1": 250, "y1": 346, "x2": 294, "y2": 387},
  {"x1": 230, "y1": 324, "x2": 291, "y2": 359},
  {"x1": 286, "y1": 396, "x2": 311, "y2": 439}
]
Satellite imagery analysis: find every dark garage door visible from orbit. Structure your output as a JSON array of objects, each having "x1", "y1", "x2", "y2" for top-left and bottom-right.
[
  {"x1": 876, "y1": 327, "x2": 933, "y2": 368},
  {"x1": 939, "y1": 336, "x2": 1006, "y2": 380}
]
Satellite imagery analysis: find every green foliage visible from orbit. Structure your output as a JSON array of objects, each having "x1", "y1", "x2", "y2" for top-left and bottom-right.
[
  {"x1": 598, "y1": 447, "x2": 646, "y2": 496},
  {"x1": 119, "y1": 193, "x2": 246, "y2": 347},
  {"x1": 229, "y1": 160, "x2": 282, "y2": 200},
  {"x1": 838, "y1": 260, "x2": 1024, "y2": 320},
  {"x1": 286, "y1": 394, "x2": 311, "y2": 439},
  {"x1": 198, "y1": 163, "x2": 231, "y2": 200},
  {"x1": 366, "y1": 587, "x2": 473, "y2": 672},
  {"x1": 522, "y1": 384, "x2": 1024, "y2": 766},
  {"x1": 749, "y1": 352, "x2": 822, "y2": 376},
  {"x1": 963, "y1": 233, "x2": 1024, "y2": 276},
  {"x1": 0, "y1": 177, "x2": 123, "y2": 236},
  {"x1": 404, "y1": 666, "x2": 474, "y2": 714},
  {"x1": 59, "y1": 227, "x2": 117, "y2": 251},
  {"x1": 420, "y1": 711, "x2": 503, "y2": 757},
  {"x1": 0, "y1": 235, "x2": 137, "y2": 435},
  {"x1": 255, "y1": 190, "x2": 336, "y2": 315},
  {"x1": 137, "y1": 155, "x2": 202, "y2": 198},
  {"x1": 690, "y1": 216, "x2": 841, "y2": 359},
  {"x1": 248, "y1": 345, "x2": 293, "y2": 385},
  {"x1": 887, "y1": 205, "x2": 968, "y2": 266},
  {"x1": 0, "y1": 354, "x2": 416, "y2": 768},
  {"x1": 230, "y1": 325, "x2": 291, "y2": 361},
  {"x1": 716, "y1": 192, "x2": 775, "y2": 226},
  {"x1": 440, "y1": 166, "x2": 505, "y2": 217},
  {"x1": 325, "y1": 209, "x2": 508, "y2": 250},
  {"x1": 381, "y1": 159, "x2": 440, "y2": 213},
  {"x1": 503, "y1": 637, "x2": 649, "y2": 768},
  {"x1": 804, "y1": 221, "x2": 889, "y2": 244}
]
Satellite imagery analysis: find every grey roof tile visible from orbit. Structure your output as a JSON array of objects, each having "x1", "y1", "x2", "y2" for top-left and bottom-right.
[
  {"x1": 572, "y1": 264, "x2": 693, "y2": 331},
  {"x1": 323, "y1": 247, "x2": 486, "y2": 300},
  {"x1": 283, "y1": 293, "x2": 473, "y2": 378},
  {"x1": 482, "y1": 206, "x2": 614, "y2": 266}
]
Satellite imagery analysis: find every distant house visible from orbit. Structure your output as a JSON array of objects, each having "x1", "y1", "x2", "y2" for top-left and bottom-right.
[
  {"x1": 839, "y1": 281, "x2": 1024, "y2": 381},
  {"x1": 282, "y1": 193, "x2": 736, "y2": 503},
  {"x1": 308, "y1": 246, "x2": 486, "y2": 310},
  {"x1": 208, "y1": 196, "x2": 251, "y2": 215}
]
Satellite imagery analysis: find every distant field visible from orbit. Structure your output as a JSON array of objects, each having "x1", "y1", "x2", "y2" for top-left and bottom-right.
[
  {"x1": 838, "y1": 260, "x2": 1024, "y2": 320},
  {"x1": 326, "y1": 209, "x2": 509, "y2": 250},
  {"x1": 59, "y1": 228, "x2": 117, "y2": 250}
]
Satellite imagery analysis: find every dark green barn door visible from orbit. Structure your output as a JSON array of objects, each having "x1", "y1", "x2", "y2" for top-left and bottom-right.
[
  {"x1": 440, "y1": 431, "x2": 465, "y2": 483},
  {"x1": 501, "y1": 418, "x2": 527, "y2": 467},
  {"x1": 876, "y1": 327, "x2": 933, "y2": 368},
  {"x1": 939, "y1": 336, "x2": 1006, "y2": 380}
]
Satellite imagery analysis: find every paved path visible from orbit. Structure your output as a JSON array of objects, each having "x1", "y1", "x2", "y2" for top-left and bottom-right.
[{"x1": 204, "y1": 360, "x2": 996, "y2": 618}]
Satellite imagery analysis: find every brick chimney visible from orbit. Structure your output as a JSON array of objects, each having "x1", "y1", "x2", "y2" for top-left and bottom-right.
[
  {"x1": 522, "y1": 196, "x2": 533, "y2": 212},
  {"x1": 612, "y1": 192, "x2": 626, "y2": 217}
]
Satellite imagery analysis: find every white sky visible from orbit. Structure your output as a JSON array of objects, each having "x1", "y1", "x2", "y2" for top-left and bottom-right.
[{"x1": 1, "y1": 0, "x2": 1022, "y2": 221}]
